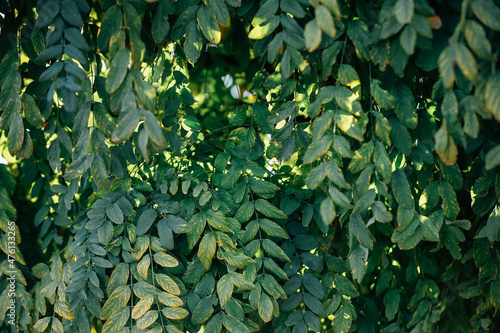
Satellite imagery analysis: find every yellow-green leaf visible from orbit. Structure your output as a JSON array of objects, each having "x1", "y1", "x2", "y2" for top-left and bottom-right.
[
  {"x1": 161, "y1": 307, "x2": 189, "y2": 320},
  {"x1": 100, "y1": 285, "x2": 131, "y2": 320},
  {"x1": 54, "y1": 300, "x2": 73, "y2": 320},
  {"x1": 136, "y1": 310, "x2": 159, "y2": 330},
  {"x1": 102, "y1": 307, "x2": 130, "y2": 333},
  {"x1": 33, "y1": 317, "x2": 51, "y2": 332},
  {"x1": 156, "y1": 274, "x2": 181, "y2": 295},
  {"x1": 137, "y1": 254, "x2": 151, "y2": 280},
  {"x1": 131, "y1": 295, "x2": 154, "y2": 319},
  {"x1": 153, "y1": 252, "x2": 178, "y2": 267},
  {"x1": 157, "y1": 291, "x2": 183, "y2": 307}
]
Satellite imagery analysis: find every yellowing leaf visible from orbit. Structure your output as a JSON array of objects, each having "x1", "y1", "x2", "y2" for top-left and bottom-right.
[
  {"x1": 161, "y1": 307, "x2": 189, "y2": 320},
  {"x1": 136, "y1": 310, "x2": 159, "y2": 330},
  {"x1": 156, "y1": 274, "x2": 181, "y2": 295},
  {"x1": 100, "y1": 285, "x2": 131, "y2": 320},
  {"x1": 137, "y1": 254, "x2": 151, "y2": 280},
  {"x1": 131, "y1": 295, "x2": 154, "y2": 319},
  {"x1": 153, "y1": 252, "x2": 178, "y2": 267},
  {"x1": 102, "y1": 307, "x2": 130, "y2": 333},
  {"x1": 198, "y1": 233, "x2": 216, "y2": 269},
  {"x1": 54, "y1": 300, "x2": 73, "y2": 320}
]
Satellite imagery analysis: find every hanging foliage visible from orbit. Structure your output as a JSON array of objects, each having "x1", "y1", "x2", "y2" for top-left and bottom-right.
[{"x1": 0, "y1": 0, "x2": 500, "y2": 332}]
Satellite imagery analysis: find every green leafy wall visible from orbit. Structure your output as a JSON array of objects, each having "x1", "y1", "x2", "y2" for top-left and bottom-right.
[{"x1": 0, "y1": 0, "x2": 499, "y2": 332}]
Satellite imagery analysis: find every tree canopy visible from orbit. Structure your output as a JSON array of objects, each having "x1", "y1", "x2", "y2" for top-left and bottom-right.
[{"x1": 0, "y1": 0, "x2": 500, "y2": 332}]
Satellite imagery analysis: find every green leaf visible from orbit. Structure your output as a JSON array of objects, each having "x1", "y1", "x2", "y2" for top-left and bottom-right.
[
  {"x1": 61, "y1": 0, "x2": 83, "y2": 26},
  {"x1": 320, "y1": 197, "x2": 336, "y2": 225},
  {"x1": 304, "y1": 19, "x2": 322, "y2": 52},
  {"x1": 249, "y1": 16, "x2": 280, "y2": 40},
  {"x1": 217, "y1": 274, "x2": 233, "y2": 306},
  {"x1": 475, "y1": 210, "x2": 500, "y2": 242},
  {"x1": 207, "y1": 209, "x2": 233, "y2": 232},
  {"x1": 192, "y1": 296, "x2": 216, "y2": 325},
  {"x1": 34, "y1": 0, "x2": 60, "y2": 28},
  {"x1": 39, "y1": 62, "x2": 64, "y2": 82},
  {"x1": 144, "y1": 110, "x2": 166, "y2": 146},
  {"x1": 249, "y1": 177, "x2": 279, "y2": 195},
  {"x1": 329, "y1": 186, "x2": 352, "y2": 208},
  {"x1": 303, "y1": 273, "x2": 325, "y2": 299},
  {"x1": 384, "y1": 288, "x2": 400, "y2": 321},
  {"x1": 371, "y1": 79, "x2": 395, "y2": 110},
  {"x1": 198, "y1": 233, "x2": 216, "y2": 269},
  {"x1": 91, "y1": 153, "x2": 110, "y2": 192},
  {"x1": 392, "y1": 169, "x2": 413, "y2": 209},
  {"x1": 222, "y1": 314, "x2": 251, "y2": 333},
  {"x1": 304, "y1": 135, "x2": 332, "y2": 164},
  {"x1": 393, "y1": 84, "x2": 417, "y2": 130},
  {"x1": 171, "y1": 5, "x2": 199, "y2": 40},
  {"x1": 197, "y1": 5, "x2": 221, "y2": 44},
  {"x1": 111, "y1": 111, "x2": 140, "y2": 143},
  {"x1": 486, "y1": 72, "x2": 500, "y2": 121},
  {"x1": 332, "y1": 304, "x2": 352, "y2": 333},
  {"x1": 389, "y1": 118, "x2": 412, "y2": 155},
  {"x1": 258, "y1": 292, "x2": 273, "y2": 322},
  {"x1": 304, "y1": 293, "x2": 324, "y2": 316},
  {"x1": 8, "y1": 112, "x2": 24, "y2": 154},
  {"x1": 22, "y1": 94, "x2": 44, "y2": 127},
  {"x1": 400, "y1": 25, "x2": 417, "y2": 55},
  {"x1": 152, "y1": 6, "x2": 170, "y2": 44},
  {"x1": 136, "y1": 208, "x2": 157, "y2": 236},
  {"x1": 456, "y1": 43, "x2": 477, "y2": 82},
  {"x1": 98, "y1": 220, "x2": 113, "y2": 244},
  {"x1": 395, "y1": 0, "x2": 414, "y2": 24},
  {"x1": 350, "y1": 214, "x2": 373, "y2": 250},
  {"x1": 222, "y1": 165, "x2": 241, "y2": 190},
  {"x1": 252, "y1": 0, "x2": 278, "y2": 26},
  {"x1": 262, "y1": 239, "x2": 290, "y2": 261},
  {"x1": 315, "y1": 5, "x2": 336, "y2": 37},
  {"x1": 348, "y1": 245, "x2": 367, "y2": 283},
  {"x1": 374, "y1": 141, "x2": 392, "y2": 183},
  {"x1": 333, "y1": 135, "x2": 355, "y2": 158},
  {"x1": 255, "y1": 199, "x2": 287, "y2": 219},
  {"x1": 207, "y1": 0, "x2": 230, "y2": 25},
  {"x1": 185, "y1": 21, "x2": 203, "y2": 63},
  {"x1": 65, "y1": 153, "x2": 94, "y2": 180},
  {"x1": 259, "y1": 219, "x2": 288, "y2": 239},
  {"x1": 471, "y1": 0, "x2": 500, "y2": 32},
  {"x1": 438, "y1": 181, "x2": 459, "y2": 221},
  {"x1": 106, "y1": 48, "x2": 130, "y2": 94},
  {"x1": 64, "y1": 27, "x2": 90, "y2": 51},
  {"x1": 347, "y1": 141, "x2": 374, "y2": 174},
  {"x1": 491, "y1": 280, "x2": 500, "y2": 309},
  {"x1": 280, "y1": 0, "x2": 305, "y2": 18},
  {"x1": 334, "y1": 110, "x2": 364, "y2": 141},
  {"x1": 464, "y1": 20, "x2": 494, "y2": 60},
  {"x1": 206, "y1": 313, "x2": 223, "y2": 332},
  {"x1": 438, "y1": 45, "x2": 456, "y2": 89},
  {"x1": 372, "y1": 201, "x2": 393, "y2": 223},
  {"x1": 322, "y1": 41, "x2": 343, "y2": 79}
]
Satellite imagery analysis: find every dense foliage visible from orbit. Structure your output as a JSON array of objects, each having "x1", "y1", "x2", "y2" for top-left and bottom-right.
[{"x1": 0, "y1": 0, "x2": 500, "y2": 332}]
